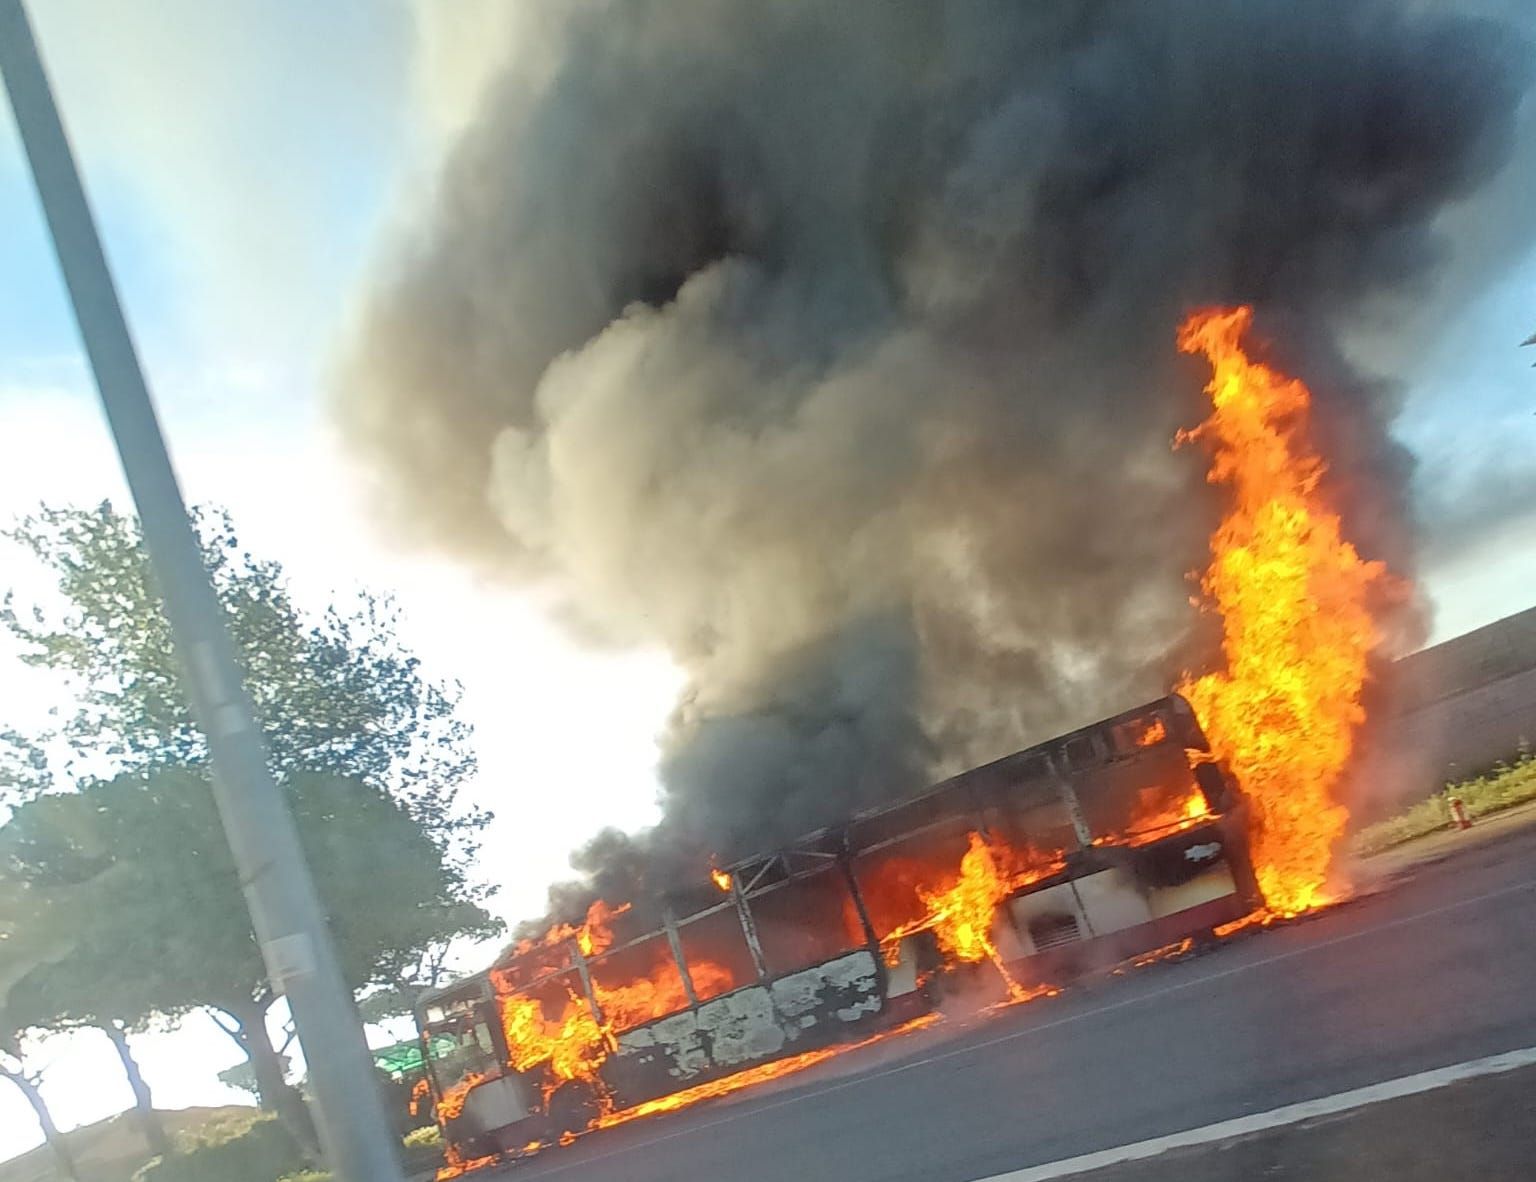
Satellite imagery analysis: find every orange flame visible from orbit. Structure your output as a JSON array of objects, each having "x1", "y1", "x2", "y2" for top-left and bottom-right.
[
  {"x1": 879, "y1": 832, "x2": 1061, "y2": 1001},
  {"x1": 435, "y1": 1073, "x2": 491, "y2": 1123},
  {"x1": 1134, "y1": 717, "x2": 1167, "y2": 747},
  {"x1": 709, "y1": 866, "x2": 733, "y2": 893},
  {"x1": 1095, "y1": 782, "x2": 1211, "y2": 849},
  {"x1": 436, "y1": 1144, "x2": 500, "y2": 1180},
  {"x1": 499, "y1": 990, "x2": 610, "y2": 1096},
  {"x1": 1175, "y1": 306, "x2": 1389, "y2": 917},
  {"x1": 916, "y1": 833, "x2": 1012, "y2": 965},
  {"x1": 485, "y1": 896, "x2": 745, "y2": 1120}
]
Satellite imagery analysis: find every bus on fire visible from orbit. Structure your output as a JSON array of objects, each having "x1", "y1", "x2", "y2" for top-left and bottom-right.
[{"x1": 416, "y1": 693, "x2": 1259, "y2": 1162}]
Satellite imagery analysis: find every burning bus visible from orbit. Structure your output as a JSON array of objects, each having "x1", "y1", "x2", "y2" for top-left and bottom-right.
[{"x1": 416, "y1": 692, "x2": 1258, "y2": 1162}]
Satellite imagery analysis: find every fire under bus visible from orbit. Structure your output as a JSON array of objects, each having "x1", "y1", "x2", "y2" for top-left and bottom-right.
[{"x1": 417, "y1": 693, "x2": 1259, "y2": 1163}]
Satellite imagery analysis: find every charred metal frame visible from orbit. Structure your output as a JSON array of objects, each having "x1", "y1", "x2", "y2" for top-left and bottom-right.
[
  {"x1": 417, "y1": 693, "x2": 1254, "y2": 1138},
  {"x1": 727, "y1": 862, "x2": 772, "y2": 978},
  {"x1": 660, "y1": 906, "x2": 700, "y2": 1005}
]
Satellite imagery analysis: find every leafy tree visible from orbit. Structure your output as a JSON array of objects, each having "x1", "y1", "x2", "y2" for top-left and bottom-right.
[
  {"x1": 0, "y1": 503, "x2": 500, "y2": 1150},
  {"x1": 0, "y1": 791, "x2": 169, "y2": 1156},
  {"x1": 1, "y1": 769, "x2": 501, "y2": 1155},
  {"x1": 0, "y1": 1028, "x2": 81, "y2": 1182},
  {"x1": 1, "y1": 503, "x2": 487, "y2": 854},
  {"x1": 0, "y1": 726, "x2": 52, "y2": 810},
  {"x1": 0, "y1": 816, "x2": 115, "y2": 1182}
]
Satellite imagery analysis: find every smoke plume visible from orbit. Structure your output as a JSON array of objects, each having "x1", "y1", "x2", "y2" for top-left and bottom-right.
[{"x1": 337, "y1": 1, "x2": 1533, "y2": 896}]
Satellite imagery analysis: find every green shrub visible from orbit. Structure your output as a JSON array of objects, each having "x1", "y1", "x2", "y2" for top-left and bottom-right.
[
  {"x1": 1353, "y1": 754, "x2": 1536, "y2": 856},
  {"x1": 401, "y1": 1123, "x2": 446, "y2": 1174},
  {"x1": 132, "y1": 1112, "x2": 307, "y2": 1182}
]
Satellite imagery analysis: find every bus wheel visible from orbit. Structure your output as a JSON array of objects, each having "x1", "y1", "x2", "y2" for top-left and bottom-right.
[{"x1": 546, "y1": 1081, "x2": 601, "y2": 1137}]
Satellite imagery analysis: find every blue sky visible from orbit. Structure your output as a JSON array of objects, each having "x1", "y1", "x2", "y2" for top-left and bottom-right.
[{"x1": 0, "y1": 0, "x2": 1532, "y2": 1164}]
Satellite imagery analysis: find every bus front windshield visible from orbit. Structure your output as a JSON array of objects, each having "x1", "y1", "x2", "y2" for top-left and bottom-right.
[{"x1": 424, "y1": 1009, "x2": 502, "y2": 1096}]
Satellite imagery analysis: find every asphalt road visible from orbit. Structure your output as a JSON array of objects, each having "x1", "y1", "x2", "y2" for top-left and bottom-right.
[
  {"x1": 489, "y1": 824, "x2": 1536, "y2": 1182},
  {"x1": 1077, "y1": 1060, "x2": 1536, "y2": 1182}
]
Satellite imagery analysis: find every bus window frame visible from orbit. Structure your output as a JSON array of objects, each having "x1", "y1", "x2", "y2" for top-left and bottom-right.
[{"x1": 422, "y1": 1004, "x2": 504, "y2": 1096}]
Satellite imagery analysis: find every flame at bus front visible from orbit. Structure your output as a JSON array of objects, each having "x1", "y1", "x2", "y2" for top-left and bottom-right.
[
  {"x1": 878, "y1": 832, "x2": 1061, "y2": 1002},
  {"x1": 1175, "y1": 306, "x2": 1390, "y2": 917}
]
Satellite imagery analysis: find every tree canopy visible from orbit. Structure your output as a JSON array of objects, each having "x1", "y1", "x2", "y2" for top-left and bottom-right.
[
  {"x1": 1, "y1": 769, "x2": 499, "y2": 1027},
  {"x1": 0, "y1": 502, "x2": 502, "y2": 1142},
  {"x1": 1, "y1": 503, "x2": 487, "y2": 856}
]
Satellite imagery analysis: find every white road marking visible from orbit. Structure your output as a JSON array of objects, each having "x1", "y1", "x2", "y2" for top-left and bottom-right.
[
  {"x1": 518, "y1": 874, "x2": 1536, "y2": 1179},
  {"x1": 972, "y1": 1044, "x2": 1536, "y2": 1181}
]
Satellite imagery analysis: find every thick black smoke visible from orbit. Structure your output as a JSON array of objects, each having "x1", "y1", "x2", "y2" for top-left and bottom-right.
[{"x1": 337, "y1": 1, "x2": 1533, "y2": 910}]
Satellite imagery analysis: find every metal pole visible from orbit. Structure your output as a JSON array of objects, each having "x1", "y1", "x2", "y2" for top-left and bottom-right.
[{"x1": 0, "y1": 6, "x2": 404, "y2": 1179}]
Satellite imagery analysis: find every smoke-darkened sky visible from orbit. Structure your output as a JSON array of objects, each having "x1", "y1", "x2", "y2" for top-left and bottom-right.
[{"x1": 339, "y1": 0, "x2": 1536, "y2": 869}]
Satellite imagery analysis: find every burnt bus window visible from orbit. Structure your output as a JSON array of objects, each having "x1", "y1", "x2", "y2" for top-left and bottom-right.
[
  {"x1": 1062, "y1": 733, "x2": 1101, "y2": 771},
  {"x1": 586, "y1": 932, "x2": 691, "y2": 1031},
  {"x1": 425, "y1": 1012, "x2": 500, "y2": 1094},
  {"x1": 994, "y1": 790, "x2": 1080, "y2": 856},
  {"x1": 740, "y1": 855, "x2": 789, "y2": 892},
  {"x1": 849, "y1": 821, "x2": 976, "y2": 943},
  {"x1": 676, "y1": 905, "x2": 760, "y2": 999},
  {"x1": 1167, "y1": 696, "x2": 1211, "y2": 750},
  {"x1": 747, "y1": 866, "x2": 868, "y2": 976},
  {"x1": 1110, "y1": 713, "x2": 1168, "y2": 756},
  {"x1": 670, "y1": 878, "x2": 728, "y2": 917},
  {"x1": 608, "y1": 894, "x2": 666, "y2": 940},
  {"x1": 847, "y1": 791, "x2": 954, "y2": 852},
  {"x1": 1008, "y1": 754, "x2": 1051, "y2": 783},
  {"x1": 1073, "y1": 749, "x2": 1204, "y2": 841},
  {"x1": 423, "y1": 982, "x2": 486, "y2": 1026},
  {"x1": 490, "y1": 940, "x2": 570, "y2": 995},
  {"x1": 980, "y1": 760, "x2": 1077, "y2": 854}
]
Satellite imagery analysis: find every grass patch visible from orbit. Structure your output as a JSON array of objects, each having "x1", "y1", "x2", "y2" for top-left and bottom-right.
[
  {"x1": 130, "y1": 1113, "x2": 305, "y2": 1182},
  {"x1": 1354, "y1": 752, "x2": 1536, "y2": 856},
  {"x1": 403, "y1": 1126, "x2": 442, "y2": 1149},
  {"x1": 273, "y1": 1126, "x2": 440, "y2": 1181}
]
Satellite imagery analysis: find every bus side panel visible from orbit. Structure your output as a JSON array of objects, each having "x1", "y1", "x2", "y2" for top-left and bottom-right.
[{"x1": 603, "y1": 948, "x2": 886, "y2": 1103}]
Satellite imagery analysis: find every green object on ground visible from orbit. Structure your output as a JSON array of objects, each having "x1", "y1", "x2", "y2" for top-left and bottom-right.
[{"x1": 130, "y1": 1112, "x2": 306, "y2": 1182}]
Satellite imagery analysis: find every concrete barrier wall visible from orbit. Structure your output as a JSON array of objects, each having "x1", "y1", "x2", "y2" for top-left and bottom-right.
[{"x1": 1394, "y1": 665, "x2": 1536, "y2": 785}]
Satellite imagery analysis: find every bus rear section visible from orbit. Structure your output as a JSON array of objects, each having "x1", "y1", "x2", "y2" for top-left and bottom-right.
[{"x1": 860, "y1": 695, "x2": 1258, "y2": 992}]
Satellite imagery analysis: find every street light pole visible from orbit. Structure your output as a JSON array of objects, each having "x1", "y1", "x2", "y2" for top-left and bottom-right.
[{"x1": 0, "y1": 5, "x2": 406, "y2": 1179}]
